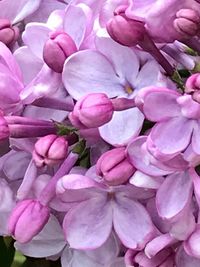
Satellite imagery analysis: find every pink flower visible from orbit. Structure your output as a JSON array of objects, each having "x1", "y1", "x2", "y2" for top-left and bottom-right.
[
  {"x1": 138, "y1": 87, "x2": 200, "y2": 160},
  {"x1": 56, "y1": 173, "x2": 155, "y2": 250}
]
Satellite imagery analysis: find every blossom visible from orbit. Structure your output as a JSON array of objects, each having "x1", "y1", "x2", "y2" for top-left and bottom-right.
[{"x1": 56, "y1": 173, "x2": 155, "y2": 250}]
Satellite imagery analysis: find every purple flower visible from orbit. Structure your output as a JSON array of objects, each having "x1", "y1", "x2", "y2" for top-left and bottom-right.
[
  {"x1": 138, "y1": 87, "x2": 200, "y2": 160},
  {"x1": 56, "y1": 173, "x2": 155, "y2": 250}
]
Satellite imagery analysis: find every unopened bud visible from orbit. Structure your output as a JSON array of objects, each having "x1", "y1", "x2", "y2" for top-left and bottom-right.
[
  {"x1": 33, "y1": 134, "x2": 68, "y2": 167},
  {"x1": 43, "y1": 31, "x2": 77, "y2": 73},
  {"x1": 185, "y1": 73, "x2": 200, "y2": 103},
  {"x1": 0, "y1": 19, "x2": 19, "y2": 46},
  {"x1": 174, "y1": 9, "x2": 200, "y2": 39},
  {"x1": 8, "y1": 199, "x2": 50, "y2": 243},
  {"x1": 96, "y1": 147, "x2": 135, "y2": 185},
  {"x1": 106, "y1": 14, "x2": 145, "y2": 47},
  {"x1": 69, "y1": 93, "x2": 114, "y2": 128}
]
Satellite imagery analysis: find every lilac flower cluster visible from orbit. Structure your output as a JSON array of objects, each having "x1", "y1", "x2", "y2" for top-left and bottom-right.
[{"x1": 1, "y1": 0, "x2": 200, "y2": 266}]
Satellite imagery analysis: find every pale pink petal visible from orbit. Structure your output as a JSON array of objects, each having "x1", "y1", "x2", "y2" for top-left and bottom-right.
[
  {"x1": 127, "y1": 137, "x2": 173, "y2": 176},
  {"x1": 62, "y1": 50, "x2": 123, "y2": 100},
  {"x1": 20, "y1": 65, "x2": 61, "y2": 104},
  {"x1": 156, "y1": 171, "x2": 193, "y2": 220},
  {"x1": 22, "y1": 23, "x2": 51, "y2": 59},
  {"x1": 129, "y1": 170, "x2": 164, "y2": 189},
  {"x1": 84, "y1": 233, "x2": 119, "y2": 265},
  {"x1": 192, "y1": 122, "x2": 200, "y2": 155},
  {"x1": 145, "y1": 234, "x2": 177, "y2": 258},
  {"x1": 0, "y1": 42, "x2": 23, "y2": 81},
  {"x1": 143, "y1": 88, "x2": 181, "y2": 121},
  {"x1": 0, "y1": 0, "x2": 41, "y2": 24},
  {"x1": 184, "y1": 225, "x2": 200, "y2": 259},
  {"x1": 56, "y1": 174, "x2": 105, "y2": 194},
  {"x1": 14, "y1": 46, "x2": 43, "y2": 85},
  {"x1": 63, "y1": 197, "x2": 112, "y2": 249},
  {"x1": 134, "y1": 61, "x2": 174, "y2": 94},
  {"x1": 26, "y1": 0, "x2": 66, "y2": 24},
  {"x1": 113, "y1": 195, "x2": 154, "y2": 249},
  {"x1": 63, "y1": 5, "x2": 87, "y2": 48},
  {"x1": 95, "y1": 36, "x2": 139, "y2": 85},
  {"x1": 149, "y1": 117, "x2": 194, "y2": 155},
  {"x1": 99, "y1": 108, "x2": 144, "y2": 146}
]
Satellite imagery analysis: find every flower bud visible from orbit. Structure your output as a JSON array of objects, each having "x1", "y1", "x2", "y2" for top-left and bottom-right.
[
  {"x1": 96, "y1": 147, "x2": 135, "y2": 185},
  {"x1": 69, "y1": 93, "x2": 114, "y2": 128},
  {"x1": 174, "y1": 9, "x2": 200, "y2": 39},
  {"x1": 185, "y1": 74, "x2": 200, "y2": 103},
  {"x1": 33, "y1": 134, "x2": 68, "y2": 167},
  {"x1": 0, "y1": 19, "x2": 19, "y2": 46},
  {"x1": 43, "y1": 31, "x2": 77, "y2": 73},
  {"x1": 8, "y1": 199, "x2": 50, "y2": 243},
  {"x1": 106, "y1": 14, "x2": 146, "y2": 47}
]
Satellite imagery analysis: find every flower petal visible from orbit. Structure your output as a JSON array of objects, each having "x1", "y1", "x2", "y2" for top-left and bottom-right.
[
  {"x1": 113, "y1": 195, "x2": 154, "y2": 249},
  {"x1": 63, "y1": 196, "x2": 112, "y2": 249},
  {"x1": 156, "y1": 171, "x2": 193, "y2": 220},
  {"x1": 143, "y1": 88, "x2": 181, "y2": 121},
  {"x1": 149, "y1": 116, "x2": 194, "y2": 155},
  {"x1": 99, "y1": 108, "x2": 144, "y2": 146},
  {"x1": 62, "y1": 50, "x2": 123, "y2": 100}
]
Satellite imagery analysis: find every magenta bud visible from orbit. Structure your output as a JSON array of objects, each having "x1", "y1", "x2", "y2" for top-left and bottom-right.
[
  {"x1": 0, "y1": 19, "x2": 19, "y2": 46},
  {"x1": 33, "y1": 134, "x2": 68, "y2": 167},
  {"x1": 106, "y1": 14, "x2": 146, "y2": 47},
  {"x1": 174, "y1": 9, "x2": 200, "y2": 38},
  {"x1": 8, "y1": 199, "x2": 50, "y2": 243},
  {"x1": 96, "y1": 147, "x2": 135, "y2": 186},
  {"x1": 185, "y1": 74, "x2": 200, "y2": 103},
  {"x1": 43, "y1": 31, "x2": 77, "y2": 73},
  {"x1": 69, "y1": 93, "x2": 114, "y2": 128}
]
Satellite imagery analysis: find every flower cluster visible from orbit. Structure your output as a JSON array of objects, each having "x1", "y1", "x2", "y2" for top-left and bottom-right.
[{"x1": 1, "y1": 0, "x2": 200, "y2": 266}]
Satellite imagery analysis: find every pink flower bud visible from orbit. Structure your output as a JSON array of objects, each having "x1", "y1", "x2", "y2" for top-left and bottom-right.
[
  {"x1": 106, "y1": 14, "x2": 146, "y2": 47},
  {"x1": 185, "y1": 74, "x2": 200, "y2": 103},
  {"x1": 33, "y1": 134, "x2": 68, "y2": 167},
  {"x1": 43, "y1": 31, "x2": 77, "y2": 73},
  {"x1": 8, "y1": 199, "x2": 50, "y2": 243},
  {"x1": 0, "y1": 19, "x2": 19, "y2": 46},
  {"x1": 96, "y1": 147, "x2": 135, "y2": 186},
  {"x1": 69, "y1": 93, "x2": 114, "y2": 128},
  {"x1": 174, "y1": 9, "x2": 200, "y2": 39}
]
